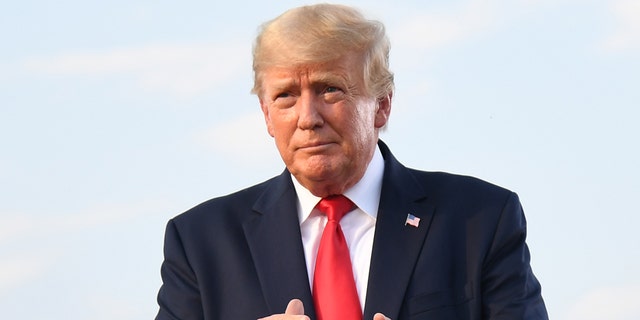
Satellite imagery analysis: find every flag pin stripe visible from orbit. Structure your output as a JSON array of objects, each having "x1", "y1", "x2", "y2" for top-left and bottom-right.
[{"x1": 405, "y1": 213, "x2": 420, "y2": 227}]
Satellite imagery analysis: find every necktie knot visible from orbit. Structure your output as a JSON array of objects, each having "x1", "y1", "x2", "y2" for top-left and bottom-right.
[{"x1": 317, "y1": 195, "x2": 354, "y2": 221}]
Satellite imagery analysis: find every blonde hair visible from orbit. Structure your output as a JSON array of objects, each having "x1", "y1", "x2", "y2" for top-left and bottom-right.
[{"x1": 251, "y1": 4, "x2": 394, "y2": 99}]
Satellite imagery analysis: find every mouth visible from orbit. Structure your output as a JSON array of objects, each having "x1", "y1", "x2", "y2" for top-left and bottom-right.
[{"x1": 297, "y1": 141, "x2": 336, "y2": 151}]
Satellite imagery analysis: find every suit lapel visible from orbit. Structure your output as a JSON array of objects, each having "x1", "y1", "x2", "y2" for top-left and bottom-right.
[
  {"x1": 363, "y1": 142, "x2": 435, "y2": 320},
  {"x1": 242, "y1": 142, "x2": 433, "y2": 319},
  {"x1": 243, "y1": 171, "x2": 317, "y2": 318}
]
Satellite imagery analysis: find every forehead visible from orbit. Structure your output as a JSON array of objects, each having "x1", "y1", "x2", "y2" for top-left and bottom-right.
[{"x1": 261, "y1": 53, "x2": 365, "y2": 89}]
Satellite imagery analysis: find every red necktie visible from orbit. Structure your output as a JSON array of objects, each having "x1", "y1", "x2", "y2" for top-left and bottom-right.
[{"x1": 313, "y1": 195, "x2": 362, "y2": 320}]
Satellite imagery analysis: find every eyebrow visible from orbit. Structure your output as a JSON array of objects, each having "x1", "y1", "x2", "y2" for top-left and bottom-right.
[
  {"x1": 309, "y1": 71, "x2": 350, "y2": 87},
  {"x1": 264, "y1": 68, "x2": 353, "y2": 95},
  {"x1": 268, "y1": 78, "x2": 299, "y2": 92}
]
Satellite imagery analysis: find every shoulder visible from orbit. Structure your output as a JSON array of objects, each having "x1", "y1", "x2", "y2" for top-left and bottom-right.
[
  {"x1": 170, "y1": 174, "x2": 282, "y2": 229},
  {"x1": 411, "y1": 169, "x2": 510, "y2": 194},
  {"x1": 408, "y1": 169, "x2": 518, "y2": 210},
  {"x1": 379, "y1": 140, "x2": 518, "y2": 211}
]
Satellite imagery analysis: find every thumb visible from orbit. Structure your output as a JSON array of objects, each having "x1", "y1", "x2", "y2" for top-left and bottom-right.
[
  {"x1": 284, "y1": 299, "x2": 305, "y2": 315},
  {"x1": 373, "y1": 313, "x2": 391, "y2": 320}
]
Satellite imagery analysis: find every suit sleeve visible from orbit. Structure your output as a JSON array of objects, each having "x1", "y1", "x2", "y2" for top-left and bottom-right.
[
  {"x1": 156, "y1": 219, "x2": 204, "y2": 320},
  {"x1": 481, "y1": 192, "x2": 548, "y2": 319}
]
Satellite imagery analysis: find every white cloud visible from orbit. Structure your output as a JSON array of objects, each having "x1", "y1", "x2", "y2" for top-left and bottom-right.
[
  {"x1": 390, "y1": 0, "x2": 608, "y2": 58},
  {"x1": 0, "y1": 215, "x2": 35, "y2": 244},
  {"x1": 0, "y1": 199, "x2": 171, "y2": 304},
  {"x1": 0, "y1": 199, "x2": 170, "y2": 244},
  {"x1": 600, "y1": 0, "x2": 640, "y2": 52},
  {"x1": 564, "y1": 284, "x2": 640, "y2": 320},
  {"x1": 196, "y1": 111, "x2": 280, "y2": 164},
  {"x1": 0, "y1": 251, "x2": 59, "y2": 298},
  {"x1": 86, "y1": 295, "x2": 148, "y2": 320},
  {"x1": 22, "y1": 42, "x2": 251, "y2": 97},
  {"x1": 391, "y1": 0, "x2": 498, "y2": 52}
]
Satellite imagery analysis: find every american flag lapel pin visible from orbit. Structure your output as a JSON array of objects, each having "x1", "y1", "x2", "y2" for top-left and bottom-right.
[{"x1": 405, "y1": 213, "x2": 420, "y2": 228}]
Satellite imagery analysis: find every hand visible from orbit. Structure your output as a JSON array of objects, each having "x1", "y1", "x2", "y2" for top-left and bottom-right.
[
  {"x1": 258, "y1": 299, "x2": 389, "y2": 320},
  {"x1": 373, "y1": 313, "x2": 391, "y2": 320},
  {"x1": 258, "y1": 299, "x2": 310, "y2": 320}
]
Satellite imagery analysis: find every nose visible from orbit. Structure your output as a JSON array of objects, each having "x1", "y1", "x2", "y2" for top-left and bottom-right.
[{"x1": 296, "y1": 92, "x2": 324, "y2": 130}]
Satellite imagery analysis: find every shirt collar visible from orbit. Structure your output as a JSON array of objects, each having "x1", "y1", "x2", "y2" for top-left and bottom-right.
[{"x1": 293, "y1": 145, "x2": 385, "y2": 224}]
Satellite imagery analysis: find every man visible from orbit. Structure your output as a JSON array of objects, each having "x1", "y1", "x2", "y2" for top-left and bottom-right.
[{"x1": 156, "y1": 4, "x2": 548, "y2": 320}]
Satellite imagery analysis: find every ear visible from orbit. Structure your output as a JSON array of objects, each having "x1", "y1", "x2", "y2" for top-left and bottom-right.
[
  {"x1": 374, "y1": 92, "x2": 392, "y2": 128},
  {"x1": 260, "y1": 98, "x2": 276, "y2": 137}
]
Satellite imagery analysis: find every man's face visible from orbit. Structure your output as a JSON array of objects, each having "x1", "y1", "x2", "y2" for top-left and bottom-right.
[{"x1": 259, "y1": 53, "x2": 391, "y2": 197}]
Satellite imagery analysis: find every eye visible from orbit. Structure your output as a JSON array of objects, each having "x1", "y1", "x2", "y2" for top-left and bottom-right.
[
  {"x1": 324, "y1": 86, "x2": 341, "y2": 93},
  {"x1": 321, "y1": 86, "x2": 347, "y2": 104},
  {"x1": 275, "y1": 92, "x2": 290, "y2": 99},
  {"x1": 270, "y1": 91, "x2": 296, "y2": 109}
]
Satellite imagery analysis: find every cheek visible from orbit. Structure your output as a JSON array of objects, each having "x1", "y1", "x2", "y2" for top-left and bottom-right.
[
  {"x1": 260, "y1": 102, "x2": 275, "y2": 137},
  {"x1": 347, "y1": 105, "x2": 379, "y2": 146},
  {"x1": 349, "y1": 105, "x2": 376, "y2": 132},
  {"x1": 269, "y1": 110, "x2": 298, "y2": 142},
  {"x1": 265, "y1": 116, "x2": 275, "y2": 137}
]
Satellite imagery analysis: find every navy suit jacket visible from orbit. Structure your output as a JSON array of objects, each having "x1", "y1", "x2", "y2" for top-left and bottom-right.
[{"x1": 156, "y1": 141, "x2": 548, "y2": 319}]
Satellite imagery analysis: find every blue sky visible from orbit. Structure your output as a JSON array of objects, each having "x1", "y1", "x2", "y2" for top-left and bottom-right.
[{"x1": 1, "y1": 0, "x2": 639, "y2": 319}]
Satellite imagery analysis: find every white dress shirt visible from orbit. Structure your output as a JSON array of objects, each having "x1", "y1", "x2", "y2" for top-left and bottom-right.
[{"x1": 292, "y1": 145, "x2": 384, "y2": 311}]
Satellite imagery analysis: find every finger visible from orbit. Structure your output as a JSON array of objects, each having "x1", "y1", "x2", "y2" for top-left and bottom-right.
[
  {"x1": 284, "y1": 299, "x2": 305, "y2": 315},
  {"x1": 373, "y1": 312, "x2": 391, "y2": 320}
]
